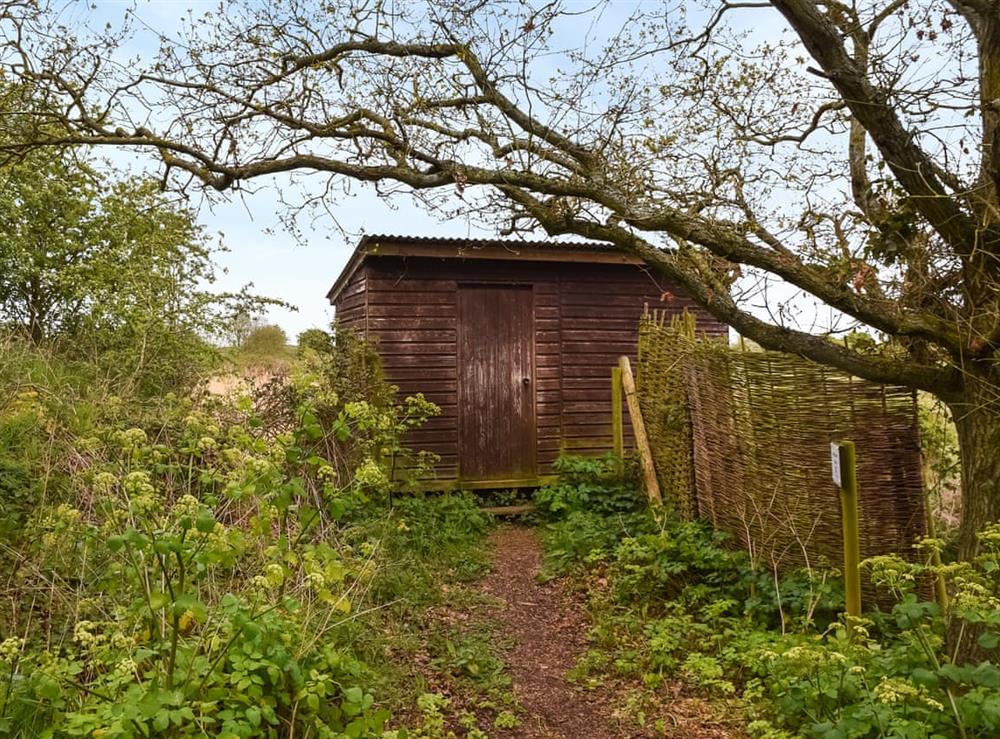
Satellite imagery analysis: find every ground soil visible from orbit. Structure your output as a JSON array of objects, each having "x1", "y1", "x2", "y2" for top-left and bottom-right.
[{"x1": 476, "y1": 525, "x2": 742, "y2": 739}]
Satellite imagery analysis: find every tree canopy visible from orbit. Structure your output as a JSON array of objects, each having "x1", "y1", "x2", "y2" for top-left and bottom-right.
[{"x1": 0, "y1": 128, "x2": 278, "y2": 392}]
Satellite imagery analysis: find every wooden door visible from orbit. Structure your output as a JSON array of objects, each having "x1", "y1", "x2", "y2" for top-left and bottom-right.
[{"x1": 457, "y1": 285, "x2": 536, "y2": 482}]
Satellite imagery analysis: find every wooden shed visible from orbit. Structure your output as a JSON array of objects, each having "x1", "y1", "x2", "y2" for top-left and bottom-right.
[{"x1": 327, "y1": 235, "x2": 726, "y2": 490}]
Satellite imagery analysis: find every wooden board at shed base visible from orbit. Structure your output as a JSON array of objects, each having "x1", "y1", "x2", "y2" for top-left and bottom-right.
[{"x1": 458, "y1": 285, "x2": 536, "y2": 482}]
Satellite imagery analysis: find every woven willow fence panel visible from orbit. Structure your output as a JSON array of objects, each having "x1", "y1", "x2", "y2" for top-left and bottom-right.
[{"x1": 636, "y1": 312, "x2": 927, "y2": 578}]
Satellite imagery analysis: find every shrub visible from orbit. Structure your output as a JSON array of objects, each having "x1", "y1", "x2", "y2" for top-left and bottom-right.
[
  {"x1": 535, "y1": 455, "x2": 651, "y2": 574},
  {"x1": 535, "y1": 454, "x2": 644, "y2": 518},
  {"x1": 297, "y1": 328, "x2": 332, "y2": 355},
  {"x1": 286, "y1": 328, "x2": 440, "y2": 492},
  {"x1": 242, "y1": 324, "x2": 288, "y2": 357},
  {"x1": 0, "y1": 331, "x2": 450, "y2": 736},
  {"x1": 0, "y1": 390, "x2": 398, "y2": 737}
]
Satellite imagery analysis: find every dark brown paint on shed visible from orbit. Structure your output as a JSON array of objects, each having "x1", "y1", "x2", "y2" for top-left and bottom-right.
[{"x1": 328, "y1": 235, "x2": 727, "y2": 489}]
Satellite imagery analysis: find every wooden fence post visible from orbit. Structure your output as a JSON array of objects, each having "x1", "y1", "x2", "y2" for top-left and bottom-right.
[
  {"x1": 619, "y1": 356, "x2": 662, "y2": 505},
  {"x1": 611, "y1": 366, "x2": 624, "y2": 458}
]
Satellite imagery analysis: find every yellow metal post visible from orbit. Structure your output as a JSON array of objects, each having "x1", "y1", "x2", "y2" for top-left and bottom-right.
[
  {"x1": 835, "y1": 440, "x2": 862, "y2": 627},
  {"x1": 611, "y1": 366, "x2": 624, "y2": 458}
]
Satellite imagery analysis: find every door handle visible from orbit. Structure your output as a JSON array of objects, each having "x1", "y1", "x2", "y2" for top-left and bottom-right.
[{"x1": 522, "y1": 377, "x2": 531, "y2": 386}]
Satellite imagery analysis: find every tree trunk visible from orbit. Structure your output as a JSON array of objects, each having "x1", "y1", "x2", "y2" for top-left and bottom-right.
[{"x1": 950, "y1": 372, "x2": 1000, "y2": 560}]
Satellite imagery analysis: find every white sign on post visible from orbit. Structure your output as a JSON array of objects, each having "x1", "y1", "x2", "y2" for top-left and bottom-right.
[{"x1": 831, "y1": 442, "x2": 842, "y2": 488}]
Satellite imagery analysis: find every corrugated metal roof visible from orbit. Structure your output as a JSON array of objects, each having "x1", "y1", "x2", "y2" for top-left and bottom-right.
[
  {"x1": 357, "y1": 234, "x2": 617, "y2": 251},
  {"x1": 327, "y1": 234, "x2": 637, "y2": 303}
]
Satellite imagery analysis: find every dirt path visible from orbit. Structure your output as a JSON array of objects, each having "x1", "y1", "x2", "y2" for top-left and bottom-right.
[
  {"x1": 478, "y1": 525, "x2": 619, "y2": 738},
  {"x1": 475, "y1": 525, "x2": 743, "y2": 739}
]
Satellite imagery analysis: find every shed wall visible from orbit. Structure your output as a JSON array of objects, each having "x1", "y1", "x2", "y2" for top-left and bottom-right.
[
  {"x1": 334, "y1": 265, "x2": 368, "y2": 335},
  {"x1": 336, "y1": 256, "x2": 725, "y2": 488}
]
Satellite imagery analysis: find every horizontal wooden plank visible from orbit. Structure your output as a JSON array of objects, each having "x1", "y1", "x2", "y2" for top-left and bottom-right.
[
  {"x1": 405, "y1": 443, "x2": 459, "y2": 456},
  {"x1": 563, "y1": 400, "x2": 613, "y2": 413},
  {"x1": 405, "y1": 427, "x2": 458, "y2": 440},
  {"x1": 560, "y1": 389, "x2": 612, "y2": 402},
  {"x1": 563, "y1": 408, "x2": 612, "y2": 421},
  {"x1": 335, "y1": 311, "x2": 364, "y2": 325},
  {"x1": 394, "y1": 379, "x2": 458, "y2": 393},
  {"x1": 377, "y1": 342, "x2": 456, "y2": 355},
  {"x1": 561, "y1": 305, "x2": 649, "y2": 319},
  {"x1": 561, "y1": 329, "x2": 637, "y2": 342},
  {"x1": 384, "y1": 367, "x2": 458, "y2": 381},
  {"x1": 369, "y1": 317, "x2": 456, "y2": 330},
  {"x1": 337, "y1": 295, "x2": 366, "y2": 312},
  {"x1": 366, "y1": 278, "x2": 456, "y2": 292},
  {"x1": 382, "y1": 354, "x2": 456, "y2": 368},
  {"x1": 561, "y1": 293, "x2": 659, "y2": 307},
  {"x1": 537, "y1": 402, "x2": 561, "y2": 417},
  {"x1": 562, "y1": 341, "x2": 636, "y2": 354},
  {"x1": 402, "y1": 395, "x2": 457, "y2": 409},
  {"x1": 563, "y1": 429, "x2": 613, "y2": 442},
  {"x1": 558, "y1": 318, "x2": 644, "y2": 330},
  {"x1": 562, "y1": 352, "x2": 636, "y2": 365},
  {"x1": 562, "y1": 370, "x2": 619, "y2": 383},
  {"x1": 368, "y1": 304, "x2": 453, "y2": 317},
  {"x1": 562, "y1": 443, "x2": 613, "y2": 454},
  {"x1": 366, "y1": 291, "x2": 455, "y2": 305},
  {"x1": 563, "y1": 376, "x2": 615, "y2": 388},
  {"x1": 559, "y1": 275, "x2": 664, "y2": 290},
  {"x1": 374, "y1": 329, "x2": 457, "y2": 342}
]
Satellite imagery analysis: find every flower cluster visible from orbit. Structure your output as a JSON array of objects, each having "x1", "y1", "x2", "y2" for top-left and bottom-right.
[
  {"x1": 114, "y1": 427, "x2": 148, "y2": 451},
  {"x1": 874, "y1": 676, "x2": 944, "y2": 711},
  {"x1": 122, "y1": 471, "x2": 159, "y2": 516},
  {"x1": 0, "y1": 637, "x2": 24, "y2": 663}
]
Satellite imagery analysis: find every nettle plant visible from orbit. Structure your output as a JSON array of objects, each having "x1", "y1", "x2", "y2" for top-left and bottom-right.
[{"x1": 0, "y1": 385, "x2": 436, "y2": 738}]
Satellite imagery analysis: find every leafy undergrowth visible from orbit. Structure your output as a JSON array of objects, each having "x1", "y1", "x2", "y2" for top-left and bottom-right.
[
  {"x1": 0, "y1": 335, "x2": 509, "y2": 738},
  {"x1": 345, "y1": 495, "x2": 519, "y2": 737},
  {"x1": 535, "y1": 455, "x2": 1000, "y2": 739}
]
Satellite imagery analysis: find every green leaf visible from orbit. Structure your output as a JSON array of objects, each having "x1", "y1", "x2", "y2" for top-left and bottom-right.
[
  {"x1": 245, "y1": 706, "x2": 261, "y2": 727},
  {"x1": 911, "y1": 667, "x2": 939, "y2": 687},
  {"x1": 153, "y1": 710, "x2": 170, "y2": 732},
  {"x1": 36, "y1": 677, "x2": 60, "y2": 701},
  {"x1": 195, "y1": 512, "x2": 216, "y2": 533},
  {"x1": 979, "y1": 631, "x2": 1000, "y2": 649},
  {"x1": 173, "y1": 593, "x2": 208, "y2": 622},
  {"x1": 153, "y1": 538, "x2": 173, "y2": 555}
]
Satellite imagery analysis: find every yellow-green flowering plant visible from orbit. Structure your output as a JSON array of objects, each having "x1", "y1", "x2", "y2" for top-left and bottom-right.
[{"x1": 0, "y1": 369, "x2": 440, "y2": 737}]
